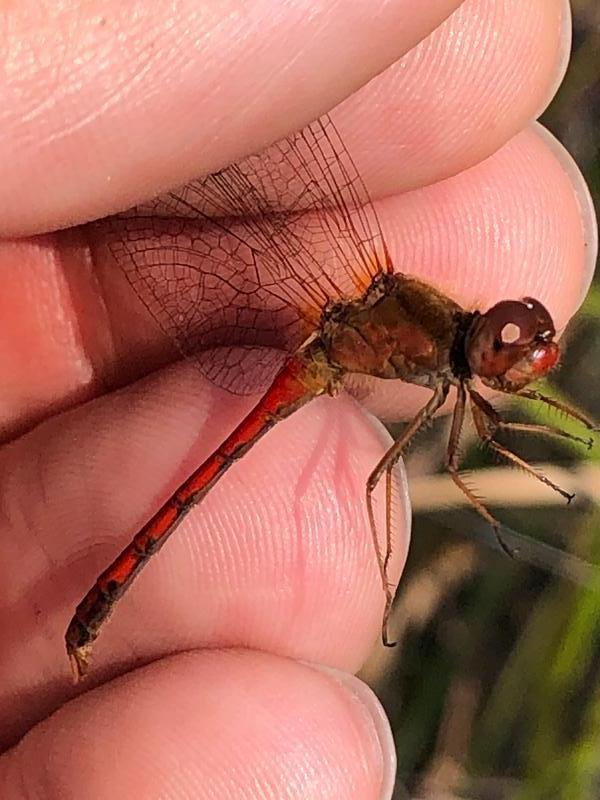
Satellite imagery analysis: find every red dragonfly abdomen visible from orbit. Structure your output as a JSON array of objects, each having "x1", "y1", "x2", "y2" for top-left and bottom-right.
[{"x1": 65, "y1": 349, "x2": 338, "y2": 681}]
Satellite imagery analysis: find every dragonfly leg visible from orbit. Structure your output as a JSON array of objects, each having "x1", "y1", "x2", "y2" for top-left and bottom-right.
[
  {"x1": 470, "y1": 390, "x2": 593, "y2": 449},
  {"x1": 469, "y1": 389, "x2": 575, "y2": 503},
  {"x1": 446, "y1": 384, "x2": 517, "y2": 558},
  {"x1": 494, "y1": 421, "x2": 592, "y2": 450},
  {"x1": 366, "y1": 381, "x2": 449, "y2": 647},
  {"x1": 514, "y1": 389, "x2": 598, "y2": 432},
  {"x1": 383, "y1": 466, "x2": 394, "y2": 579}
]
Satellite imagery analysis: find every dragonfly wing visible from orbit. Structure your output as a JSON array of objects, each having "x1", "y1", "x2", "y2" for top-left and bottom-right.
[{"x1": 94, "y1": 115, "x2": 392, "y2": 393}]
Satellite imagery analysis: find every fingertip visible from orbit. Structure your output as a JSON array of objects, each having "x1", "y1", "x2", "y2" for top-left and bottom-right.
[
  {"x1": 375, "y1": 124, "x2": 592, "y2": 329},
  {"x1": 3, "y1": 651, "x2": 395, "y2": 800},
  {"x1": 337, "y1": 0, "x2": 573, "y2": 198},
  {"x1": 308, "y1": 662, "x2": 397, "y2": 799},
  {"x1": 531, "y1": 121, "x2": 598, "y2": 304},
  {"x1": 535, "y1": 0, "x2": 572, "y2": 117}
]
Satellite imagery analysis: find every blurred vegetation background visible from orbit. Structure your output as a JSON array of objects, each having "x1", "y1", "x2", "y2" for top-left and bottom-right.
[{"x1": 361, "y1": 4, "x2": 600, "y2": 798}]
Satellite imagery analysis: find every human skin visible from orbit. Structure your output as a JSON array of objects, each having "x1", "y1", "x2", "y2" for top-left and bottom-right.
[{"x1": 0, "y1": 1, "x2": 596, "y2": 798}]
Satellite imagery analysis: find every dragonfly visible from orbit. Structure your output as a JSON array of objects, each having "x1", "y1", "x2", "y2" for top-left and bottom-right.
[{"x1": 65, "y1": 114, "x2": 596, "y2": 681}]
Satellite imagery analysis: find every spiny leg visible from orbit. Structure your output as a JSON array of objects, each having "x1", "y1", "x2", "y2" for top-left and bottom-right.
[
  {"x1": 445, "y1": 384, "x2": 517, "y2": 558},
  {"x1": 469, "y1": 388, "x2": 593, "y2": 449},
  {"x1": 491, "y1": 422, "x2": 592, "y2": 450},
  {"x1": 469, "y1": 389, "x2": 575, "y2": 503},
  {"x1": 515, "y1": 388, "x2": 598, "y2": 431},
  {"x1": 383, "y1": 466, "x2": 394, "y2": 578},
  {"x1": 366, "y1": 381, "x2": 450, "y2": 646},
  {"x1": 378, "y1": 465, "x2": 396, "y2": 646}
]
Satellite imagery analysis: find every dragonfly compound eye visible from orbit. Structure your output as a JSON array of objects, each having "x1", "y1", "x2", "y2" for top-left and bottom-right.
[{"x1": 466, "y1": 298, "x2": 559, "y2": 387}]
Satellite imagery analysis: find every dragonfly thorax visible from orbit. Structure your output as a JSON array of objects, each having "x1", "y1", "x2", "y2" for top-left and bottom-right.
[
  {"x1": 320, "y1": 272, "x2": 464, "y2": 388},
  {"x1": 319, "y1": 274, "x2": 560, "y2": 396}
]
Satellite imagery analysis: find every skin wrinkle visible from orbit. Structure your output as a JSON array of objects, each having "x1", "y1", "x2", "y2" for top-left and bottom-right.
[
  {"x1": 328, "y1": 447, "x2": 358, "y2": 556},
  {"x1": 42, "y1": 246, "x2": 94, "y2": 385},
  {"x1": 291, "y1": 415, "x2": 325, "y2": 584},
  {"x1": 0, "y1": 435, "x2": 74, "y2": 612},
  {"x1": 23, "y1": 446, "x2": 59, "y2": 588},
  {"x1": 7, "y1": 11, "x2": 165, "y2": 146},
  {"x1": 61, "y1": 232, "x2": 119, "y2": 389},
  {"x1": 289, "y1": 408, "x2": 341, "y2": 626},
  {"x1": 31, "y1": 45, "x2": 164, "y2": 153},
  {"x1": 3, "y1": 15, "x2": 71, "y2": 134}
]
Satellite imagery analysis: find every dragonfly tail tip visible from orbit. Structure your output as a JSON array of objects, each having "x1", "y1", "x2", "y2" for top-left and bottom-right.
[{"x1": 68, "y1": 647, "x2": 91, "y2": 684}]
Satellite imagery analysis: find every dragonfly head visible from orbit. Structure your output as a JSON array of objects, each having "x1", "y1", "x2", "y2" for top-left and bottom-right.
[{"x1": 466, "y1": 297, "x2": 559, "y2": 392}]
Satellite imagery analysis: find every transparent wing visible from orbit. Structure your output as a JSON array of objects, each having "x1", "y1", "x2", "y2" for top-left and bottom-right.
[{"x1": 96, "y1": 114, "x2": 392, "y2": 392}]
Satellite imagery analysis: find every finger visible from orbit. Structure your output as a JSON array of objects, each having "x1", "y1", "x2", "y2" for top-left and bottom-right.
[
  {"x1": 1, "y1": 121, "x2": 594, "y2": 438},
  {"x1": 0, "y1": 652, "x2": 396, "y2": 799},
  {"x1": 0, "y1": 0, "x2": 461, "y2": 235},
  {"x1": 386, "y1": 125, "x2": 596, "y2": 323},
  {"x1": 0, "y1": 230, "x2": 116, "y2": 442},
  {"x1": 0, "y1": 363, "x2": 407, "y2": 745},
  {"x1": 335, "y1": 0, "x2": 571, "y2": 195}
]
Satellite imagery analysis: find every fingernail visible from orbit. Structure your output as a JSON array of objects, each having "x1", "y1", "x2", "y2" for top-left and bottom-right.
[
  {"x1": 531, "y1": 120, "x2": 598, "y2": 303},
  {"x1": 536, "y1": 0, "x2": 572, "y2": 116},
  {"x1": 309, "y1": 663, "x2": 397, "y2": 800}
]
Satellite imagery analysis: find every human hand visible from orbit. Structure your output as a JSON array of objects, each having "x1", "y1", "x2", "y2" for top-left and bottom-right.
[{"x1": 0, "y1": 1, "x2": 595, "y2": 798}]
